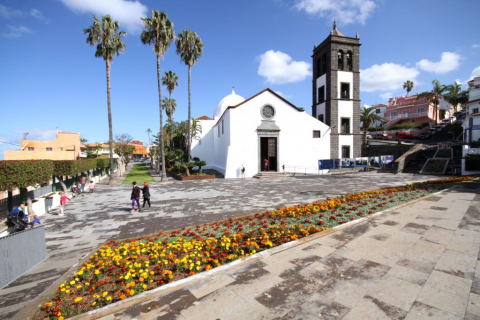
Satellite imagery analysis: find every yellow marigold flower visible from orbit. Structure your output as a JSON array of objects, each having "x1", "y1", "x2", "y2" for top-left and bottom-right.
[
  {"x1": 74, "y1": 297, "x2": 82, "y2": 302},
  {"x1": 65, "y1": 290, "x2": 70, "y2": 294},
  {"x1": 106, "y1": 296, "x2": 112, "y2": 301},
  {"x1": 93, "y1": 295, "x2": 100, "y2": 299},
  {"x1": 92, "y1": 302, "x2": 96, "y2": 306},
  {"x1": 103, "y1": 291, "x2": 108, "y2": 298},
  {"x1": 44, "y1": 302, "x2": 52, "y2": 307},
  {"x1": 70, "y1": 280, "x2": 75, "y2": 285},
  {"x1": 143, "y1": 284, "x2": 147, "y2": 289},
  {"x1": 76, "y1": 285, "x2": 82, "y2": 289}
]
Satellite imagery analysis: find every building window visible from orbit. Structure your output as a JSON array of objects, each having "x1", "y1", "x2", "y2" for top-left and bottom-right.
[
  {"x1": 341, "y1": 118, "x2": 350, "y2": 134},
  {"x1": 346, "y1": 51, "x2": 353, "y2": 71},
  {"x1": 313, "y1": 130, "x2": 321, "y2": 138},
  {"x1": 222, "y1": 120, "x2": 224, "y2": 134},
  {"x1": 322, "y1": 54, "x2": 327, "y2": 76},
  {"x1": 199, "y1": 139, "x2": 201, "y2": 145},
  {"x1": 391, "y1": 112, "x2": 397, "y2": 117},
  {"x1": 318, "y1": 86, "x2": 325, "y2": 103},
  {"x1": 340, "y1": 82, "x2": 350, "y2": 99},
  {"x1": 318, "y1": 114, "x2": 324, "y2": 122},
  {"x1": 403, "y1": 110, "x2": 410, "y2": 115},
  {"x1": 473, "y1": 108, "x2": 479, "y2": 114},
  {"x1": 46, "y1": 147, "x2": 52, "y2": 151},
  {"x1": 376, "y1": 109, "x2": 381, "y2": 113},
  {"x1": 60, "y1": 147, "x2": 64, "y2": 151},
  {"x1": 28, "y1": 147, "x2": 34, "y2": 151},
  {"x1": 338, "y1": 51, "x2": 344, "y2": 70},
  {"x1": 218, "y1": 126, "x2": 220, "y2": 137},
  {"x1": 418, "y1": 108, "x2": 424, "y2": 113},
  {"x1": 341, "y1": 145, "x2": 350, "y2": 158}
]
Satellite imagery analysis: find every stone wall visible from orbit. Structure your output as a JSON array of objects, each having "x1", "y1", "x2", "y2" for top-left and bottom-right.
[{"x1": 361, "y1": 144, "x2": 414, "y2": 159}]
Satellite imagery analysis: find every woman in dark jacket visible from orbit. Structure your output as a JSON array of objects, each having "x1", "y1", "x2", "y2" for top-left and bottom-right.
[{"x1": 141, "y1": 182, "x2": 151, "y2": 208}]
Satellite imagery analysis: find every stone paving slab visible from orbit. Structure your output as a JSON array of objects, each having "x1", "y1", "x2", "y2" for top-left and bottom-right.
[
  {"x1": 88, "y1": 181, "x2": 480, "y2": 320},
  {"x1": 0, "y1": 172, "x2": 464, "y2": 319}
]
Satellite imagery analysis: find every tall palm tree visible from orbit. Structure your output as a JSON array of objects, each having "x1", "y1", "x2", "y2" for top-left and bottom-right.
[
  {"x1": 146, "y1": 128, "x2": 152, "y2": 145},
  {"x1": 162, "y1": 97, "x2": 177, "y2": 123},
  {"x1": 162, "y1": 71, "x2": 179, "y2": 121},
  {"x1": 141, "y1": 9, "x2": 175, "y2": 182},
  {"x1": 360, "y1": 106, "x2": 386, "y2": 145},
  {"x1": 403, "y1": 80, "x2": 414, "y2": 96},
  {"x1": 443, "y1": 82, "x2": 469, "y2": 113},
  {"x1": 84, "y1": 15, "x2": 126, "y2": 183},
  {"x1": 175, "y1": 29, "x2": 204, "y2": 175},
  {"x1": 417, "y1": 80, "x2": 446, "y2": 126}
]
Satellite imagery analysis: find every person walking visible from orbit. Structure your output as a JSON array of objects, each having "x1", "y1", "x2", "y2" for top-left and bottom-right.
[
  {"x1": 59, "y1": 191, "x2": 71, "y2": 216},
  {"x1": 241, "y1": 166, "x2": 245, "y2": 179},
  {"x1": 282, "y1": 164, "x2": 285, "y2": 174},
  {"x1": 88, "y1": 180, "x2": 94, "y2": 193},
  {"x1": 141, "y1": 182, "x2": 151, "y2": 209},
  {"x1": 264, "y1": 159, "x2": 269, "y2": 171},
  {"x1": 81, "y1": 176, "x2": 87, "y2": 192},
  {"x1": 131, "y1": 181, "x2": 141, "y2": 213}
]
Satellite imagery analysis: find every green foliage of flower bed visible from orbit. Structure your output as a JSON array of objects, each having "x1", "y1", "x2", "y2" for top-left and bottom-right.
[
  {"x1": 421, "y1": 159, "x2": 448, "y2": 173},
  {"x1": 434, "y1": 148, "x2": 452, "y2": 158},
  {"x1": 0, "y1": 160, "x2": 53, "y2": 190}
]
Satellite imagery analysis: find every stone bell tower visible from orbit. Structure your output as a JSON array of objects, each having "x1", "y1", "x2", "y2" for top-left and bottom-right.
[{"x1": 312, "y1": 21, "x2": 361, "y2": 159}]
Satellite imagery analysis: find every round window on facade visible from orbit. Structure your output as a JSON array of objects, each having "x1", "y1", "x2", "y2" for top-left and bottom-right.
[{"x1": 261, "y1": 105, "x2": 275, "y2": 119}]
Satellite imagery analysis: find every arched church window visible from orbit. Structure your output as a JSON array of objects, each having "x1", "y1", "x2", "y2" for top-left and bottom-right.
[
  {"x1": 346, "y1": 51, "x2": 353, "y2": 71},
  {"x1": 338, "y1": 50, "x2": 344, "y2": 70},
  {"x1": 222, "y1": 120, "x2": 224, "y2": 134},
  {"x1": 218, "y1": 125, "x2": 220, "y2": 137},
  {"x1": 322, "y1": 54, "x2": 327, "y2": 75}
]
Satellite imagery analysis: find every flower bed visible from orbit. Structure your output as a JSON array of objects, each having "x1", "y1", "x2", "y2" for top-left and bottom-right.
[
  {"x1": 420, "y1": 158, "x2": 449, "y2": 174},
  {"x1": 38, "y1": 176, "x2": 475, "y2": 319}
]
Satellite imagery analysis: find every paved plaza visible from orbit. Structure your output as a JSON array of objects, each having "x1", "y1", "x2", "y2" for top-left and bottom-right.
[{"x1": 0, "y1": 172, "x2": 475, "y2": 319}]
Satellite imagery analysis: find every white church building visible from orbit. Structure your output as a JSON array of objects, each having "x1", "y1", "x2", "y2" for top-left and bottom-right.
[
  {"x1": 191, "y1": 89, "x2": 331, "y2": 178},
  {"x1": 191, "y1": 22, "x2": 360, "y2": 179}
]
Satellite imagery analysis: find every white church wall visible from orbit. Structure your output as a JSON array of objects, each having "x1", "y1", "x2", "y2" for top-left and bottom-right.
[
  {"x1": 191, "y1": 120, "x2": 215, "y2": 167},
  {"x1": 211, "y1": 112, "x2": 232, "y2": 176},
  {"x1": 316, "y1": 75, "x2": 326, "y2": 103},
  {"x1": 226, "y1": 91, "x2": 330, "y2": 178}
]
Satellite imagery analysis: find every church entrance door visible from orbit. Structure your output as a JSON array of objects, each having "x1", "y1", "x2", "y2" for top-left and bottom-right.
[{"x1": 260, "y1": 137, "x2": 277, "y2": 171}]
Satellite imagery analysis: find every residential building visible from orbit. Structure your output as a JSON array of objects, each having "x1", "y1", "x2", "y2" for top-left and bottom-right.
[
  {"x1": 4, "y1": 131, "x2": 85, "y2": 160},
  {"x1": 360, "y1": 104, "x2": 387, "y2": 128},
  {"x1": 463, "y1": 77, "x2": 480, "y2": 145},
  {"x1": 384, "y1": 94, "x2": 440, "y2": 129}
]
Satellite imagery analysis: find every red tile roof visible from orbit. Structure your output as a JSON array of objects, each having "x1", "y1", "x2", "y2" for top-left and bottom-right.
[{"x1": 197, "y1": 115, "x2": 213, "y2": 120}]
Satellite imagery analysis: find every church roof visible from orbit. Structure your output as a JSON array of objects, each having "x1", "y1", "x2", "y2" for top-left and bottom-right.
[
  {"x1": 331, "y1": 20, "x2": 345, "y2": 37},
  {"x1": 213, "y1": 89, "x2": 245, "y2": 119},
  {"x1": 197, "y1": 115, "x2": 213, "y2": 120}
]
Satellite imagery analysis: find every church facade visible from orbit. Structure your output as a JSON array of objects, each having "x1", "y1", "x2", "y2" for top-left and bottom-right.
[{"x1": 191, "y1": 22, "x2": 360, "y2": 178}]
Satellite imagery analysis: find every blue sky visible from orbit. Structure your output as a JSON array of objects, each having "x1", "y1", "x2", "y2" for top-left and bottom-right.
[{"x1": 1, "y1": 0, "x2": 479, "y2": 158}]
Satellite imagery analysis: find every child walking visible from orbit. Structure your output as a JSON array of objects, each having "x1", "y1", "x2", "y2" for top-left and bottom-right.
[
  {"x1": 141, "y1": 182, "x2": 151, "y2": 209},
  {"x1": 130, "y1": 181, "x2": 141, "y2": 213},
  {"x1": 59, "y1": 191, "x2": 71, "y2": 216},
  {"x1": 89, "y1": 180, "x2": 94, "y2": 193}
]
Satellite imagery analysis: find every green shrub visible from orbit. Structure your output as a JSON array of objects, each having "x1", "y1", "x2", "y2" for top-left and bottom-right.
[
  {"x1": 0, "y1": 160, "x2": 53, "y2": 190},
  {"x1": 466, "y1": 154, "x2": 480, "y2": 171},
  {"x1": 96, "y1": 158, "x2": 109, "y2": 168},
  {"x1": 367, "y1": 125, "x2": 385, "y2": 132},
  {"x1": 416, "y1": 123, "x2": 429, "y2": 129},
  {"x1": 390, "y1": 123, "x2": 415, "y2": 130}
]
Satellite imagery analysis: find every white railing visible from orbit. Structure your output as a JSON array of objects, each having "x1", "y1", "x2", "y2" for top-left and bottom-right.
[{"x1": 388, "y1": 112, "x2": 428, "y2": 120}]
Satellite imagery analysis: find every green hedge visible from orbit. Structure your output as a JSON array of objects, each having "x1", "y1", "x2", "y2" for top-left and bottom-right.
[
  {"x1": 53, "y1": 160, "x2": 97, "y2": 176},
  {"x1": 466, "y1": 154, "x2": 480, "y2": 171},
  {"x1": 96, "y1": 158, "x2": 109, "y2": 168},
  {"x1": 0, "y1": 160, "x2": 53, "y2": 190}
]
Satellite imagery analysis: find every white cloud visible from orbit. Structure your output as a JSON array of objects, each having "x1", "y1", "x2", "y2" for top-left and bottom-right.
[
  {"x1": 30, "y1": 9, "x2": 50, "y2": 24},
  {"x1": 60, "y1": 0, "x2": 148, "y2": 34},
  {"x1": 1, "y1": 25, "x2": 33, "y2": 38},
  {"x1": 294, "y1": 0, "x2": 377, "y2": 25},
  {"x1": 416, "y1": 52, "x2": 461, "y2": 74},
  {"x1": 360, "y1": 63, "x2": 419, "y2": 92},
  {"x1": 473, "y1": 44, "x2": 480, "y2": 49},
  {"x1": 257, "y1": 50, "x2": 310, "y2": 85},
  {"x1": 379, "y1": 92, "x2": 393, "y2": 100},
  {"x1": 0, "y1": 4, "x2": 23, "y2": 19}
]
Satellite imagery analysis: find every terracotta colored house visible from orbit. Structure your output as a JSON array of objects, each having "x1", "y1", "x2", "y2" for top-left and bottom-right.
[{"x1": 384, "y1": 94, "x2": 440, "y2": 129}]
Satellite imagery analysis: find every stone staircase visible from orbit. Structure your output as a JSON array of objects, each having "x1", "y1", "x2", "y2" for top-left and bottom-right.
[
  {"x1": 402, "y1": 148, "x2": 437, "y2": 174},
  {"x1": 253, "y1": 172, "x2": 294, "y2": 179}
]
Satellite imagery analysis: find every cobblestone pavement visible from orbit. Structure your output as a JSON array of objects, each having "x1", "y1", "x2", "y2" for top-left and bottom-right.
[
  {"x1": 0, "y1": 172, "x2": 445, "y2": 319},
  {"x1": 102, "y1": 181, "x2": 480, "y2": 320}
]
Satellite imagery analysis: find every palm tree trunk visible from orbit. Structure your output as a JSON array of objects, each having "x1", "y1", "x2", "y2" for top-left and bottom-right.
[
  {"x1": 157, "y1": 55, "x2": 167, "y2": 182},
  {"x1": 363, "y1": 126, "x2": 368, "y2": 145},
  {"x1": 186, "y1": 65, "x2": 192, "y2": 176},
  {"x1": 106, "y1": 59, "x2": 114, "y2": 184}
]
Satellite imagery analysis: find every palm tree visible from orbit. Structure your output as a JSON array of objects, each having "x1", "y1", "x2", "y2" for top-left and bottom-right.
[
  {"x1": 146, "y1": 128, "x2": 152, "y2": 145},
  {"x1": 403, "y1": 80, "x2": 414, "y2": 96},
  {"x1": 162, "y1": 71, "x2": 179, "y2": 122},
  {"x1": 141, "y1": 9, "x2": 175, "y2": 182},
  {"x1": 175, "y1": 29, "x2": 204, "y2": 175},
  {"x1": 84, "y1": 15, "x2": 126, "y2": 183},
  {"x1": 162, "y1": 97, "x2": 177, "y2": 123},
  {"x1": 360, "y1": 106, "x2": 386, "y2": 145},
  {"x1": 443, "y1": 82, "x2": 469, "y2": 113},
  {"x1": 417, "y1": 79, "x2": 446, "y2": 126}
]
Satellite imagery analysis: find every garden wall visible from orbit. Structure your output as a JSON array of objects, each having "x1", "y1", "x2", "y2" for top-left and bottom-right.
[
  {"x1": 0, "y1": 225, "x2": 47, "y2": 289},
  {"x1": 362, "y1": 145, "x2": 413, "y2": 159}
]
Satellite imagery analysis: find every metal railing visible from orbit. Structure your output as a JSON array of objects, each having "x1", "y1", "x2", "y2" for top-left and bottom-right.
[
  {"x1": 283, "y1": 165, "x2": 319, "y2": 175},
  {"x1": 388, "y1": 112, "x2": 429, "y2": 120}
]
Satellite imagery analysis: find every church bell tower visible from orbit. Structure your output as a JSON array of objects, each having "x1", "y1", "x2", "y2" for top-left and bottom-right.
[{"x1": 312, "y1": 21, "x2": 361, "y2": 159}]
